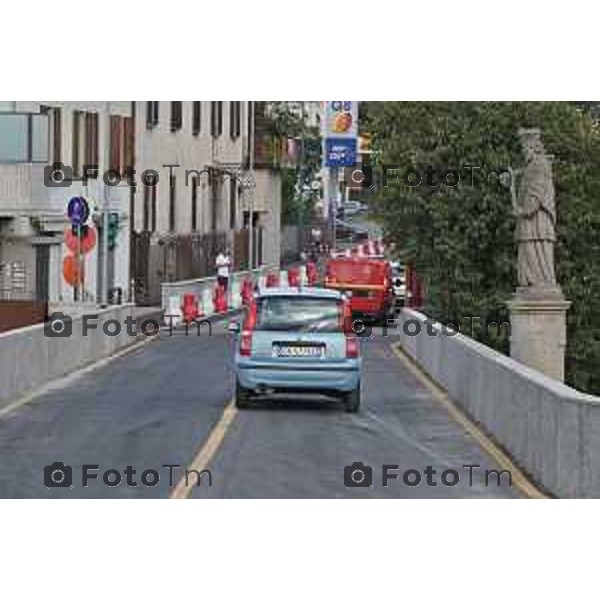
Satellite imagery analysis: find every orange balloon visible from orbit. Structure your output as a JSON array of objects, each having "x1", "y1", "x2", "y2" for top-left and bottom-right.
[
  {"x1": 65, "y1": 225, "x2": 97, "y2": 254},
  {"x1": 63, "y1": 255, "x2": 84, "y2": 287}
]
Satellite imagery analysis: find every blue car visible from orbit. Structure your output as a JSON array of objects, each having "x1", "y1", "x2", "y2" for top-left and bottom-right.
[{"x1": 230, "y1": 287, "x2": 362, "y2": 412}]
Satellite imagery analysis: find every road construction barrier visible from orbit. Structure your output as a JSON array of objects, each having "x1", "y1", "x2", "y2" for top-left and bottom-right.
[
  {"x1": 298, "y1": 265, "x2": 308, "y2": 287},
  {"x1": 279, "y1": 270, "x2": 289, "y2": 287},
  {"x1": 306, "y1": 262, "x2": 318, "y2": 286},
  {"x1": 181, "y1": 292, "x2": 201, "y2": 323},
  {"x1": 287, "y1": 267, "x2": 300, "y2": 287},
  {"x1": 241, "y1": 278, "x2": 254, "y2": 305},
  {"x1": 213, "y1": 284, "x2": 228, "y2": 313},
  {"x1": 167, "y1": 295, "x2": 183, "y2": 328},
  {"x1": 201, "y1": 287, "x2": 214, "y2": 316},
  {"x1": 266, "y1": 272, "x2": 279, "y2": 287},
  {"x1": 230, "y1": 280, "x2": 242, "y2": 309},
  {"x1": 161, "y1": 265, "x2": 275, "y2": 321}
]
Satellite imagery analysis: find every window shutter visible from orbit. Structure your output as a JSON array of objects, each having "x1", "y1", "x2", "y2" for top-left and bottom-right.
[{"x1": 123, "y1": 116, "x2": 134, "y2": 170}]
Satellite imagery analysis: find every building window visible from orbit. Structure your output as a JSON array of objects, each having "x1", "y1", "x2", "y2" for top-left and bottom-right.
[
  {"x1": 123, "y1": 116, "x2": 134, "y2": 171},
  {"x1": 171, "y1": 101, "x2": 183, "y2": 132},
  {"x1": 169, "y1": 175, "x2": 176, "y2": 231},
  {"x1": 72, "y1": 110, "x2": 81, "y2": 176},
  {"x1": 192, "y1": 101, "x2": 201, "y2": 136},
  {"x1": 191, "y1": 176, "x2": 198, "y2": 230},
  {"x1": 84, "y1": 112, "x2": 99, "y2": 177},
  {"x1": 229, "y1": 180, "x2": 237, "y2": 229},
  {"x1": 146, "y1": 101, "x2": 159, "y2": 129},
  {"x1": 51, "y1": 106, "x2": 62, "y2": 165},
  {"x1": 211, "y1": 101, "x2": 223, "y2": 137},
  {"x1": 230, "y1": 101, "x2": 241, "y2": 139},
  {"x1": 109, "y1": 115, "x2": 123, "y2": 175}
]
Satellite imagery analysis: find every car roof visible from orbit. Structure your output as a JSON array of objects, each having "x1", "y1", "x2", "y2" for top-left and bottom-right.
[{"x1": 256, "y1": 286, "x2": 342, "y2": 299}]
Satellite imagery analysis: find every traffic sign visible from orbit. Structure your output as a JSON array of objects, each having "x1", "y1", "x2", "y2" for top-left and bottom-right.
[
  {"x1": 324, "y1": 138, "x2": 357, "y2": 168},
  {"x1": 67, "y1": 196, "x2": 90, "y2": 227}
]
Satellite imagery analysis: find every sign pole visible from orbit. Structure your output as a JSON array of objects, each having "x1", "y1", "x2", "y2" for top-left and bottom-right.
[
  {"x1": 102, "y1": 187, "x2": 109, "y2": 307},
  {"x1": 76, "y1": 223, "x2": 82, "y2": 301},
  {"x1": 329, "y1": 166, "x2": 338, "y2": 252},
  {"x1": 322, "y1": 101, "x2": 359, "y2": 255}
]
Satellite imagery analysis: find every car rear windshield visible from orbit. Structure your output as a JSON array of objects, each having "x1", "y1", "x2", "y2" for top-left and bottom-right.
[{"x1": 255, "y1": 296, "x2": 342, "y2": 332}]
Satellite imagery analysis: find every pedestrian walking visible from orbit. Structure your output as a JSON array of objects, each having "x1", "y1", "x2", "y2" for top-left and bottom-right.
[{"x1": 216, "y1": 248, "x2": 232, "y2": 292}]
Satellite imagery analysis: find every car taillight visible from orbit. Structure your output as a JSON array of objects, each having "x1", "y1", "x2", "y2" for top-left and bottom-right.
[
  {"x1": 346, "y1": 336, "x2": 359, "y2": 358},
  {"x1": 240, "y1": 330, "x2": 253, "y2": 356}
]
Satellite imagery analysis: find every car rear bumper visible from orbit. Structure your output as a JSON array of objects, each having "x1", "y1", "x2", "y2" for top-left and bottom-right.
[{"x1": 236, "y1": 360, "x2": 361, "y2": 393}]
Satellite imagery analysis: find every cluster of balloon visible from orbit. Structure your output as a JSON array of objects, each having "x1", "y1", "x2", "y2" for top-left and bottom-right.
[{"x1": 63, "y1": 197, "x2": 97, "y2": 288}]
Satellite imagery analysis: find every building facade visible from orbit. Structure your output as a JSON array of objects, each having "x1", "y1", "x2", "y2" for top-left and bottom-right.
[
  {"x1": 0, "y1": 101, "x2": 133, "y2": 311},
  {"x1": 0, "y1": 101, "x2": 283, "y2": 312},
  {"x1": 130, "y1": 101, "x2": 282, "y2": 305}
]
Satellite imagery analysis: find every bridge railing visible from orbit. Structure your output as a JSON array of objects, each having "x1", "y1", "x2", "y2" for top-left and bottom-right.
[{"x1": 396, "y1": 307, "x2": 600, "y2": 498}]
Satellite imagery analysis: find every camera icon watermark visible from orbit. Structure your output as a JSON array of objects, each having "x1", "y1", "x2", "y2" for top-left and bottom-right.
[
  {"x1": 44, "y1": 462, "x2": 73, "y2": 488},
  {"x1": 344, "y1": 461, "x2": 373, "y2": 488},
  {"x1": 44, "y1": 312, "x2": 73, "y2": 338},
  {"x1": 343, "y1": 165, "x2": 374, "y2": 190},
  {"x1": 343, "y1": 315, "x2": 375, "y2": 339},
  {"x1": 44, "y1": 162, "x2": 74, "y2": 187}
]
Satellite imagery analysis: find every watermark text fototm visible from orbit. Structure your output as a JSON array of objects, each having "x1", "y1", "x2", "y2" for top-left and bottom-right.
[
  {"x1": 44, "y1": 312, "x2": 213, "y2": 338},
  {"x1": 44, "y1": 461, "x2": 212, "y2": 489},
  {"x1": 343, "y1": 163, "x2": 512, "y2": 191},
  {"x1": 44, "y1": 162, "x2": 252, "y2": 189},
  {"x1": 345, "y1": 315, "x2": 511, "y2": 341},
  {"x1": 344, "y1": 462, "x2": 512, "y2": 489}
]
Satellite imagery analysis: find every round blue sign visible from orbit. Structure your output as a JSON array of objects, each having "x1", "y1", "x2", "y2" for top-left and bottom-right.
[{"x1": 67, "y1": 197, "x2": 89, "y2": 227}]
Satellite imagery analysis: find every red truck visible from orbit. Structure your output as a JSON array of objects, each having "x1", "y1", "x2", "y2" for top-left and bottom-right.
[{"x1": 324, "y1": 256, "x2": 394, "y2": 322}]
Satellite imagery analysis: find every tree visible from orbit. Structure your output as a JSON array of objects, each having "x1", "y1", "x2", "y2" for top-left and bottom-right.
[
  {"x1": 268, "y1": 102, "x2": 321, "y2": 226},
  {"x1": 364, "y1": 102, "x2": 600, "y2": 393}
]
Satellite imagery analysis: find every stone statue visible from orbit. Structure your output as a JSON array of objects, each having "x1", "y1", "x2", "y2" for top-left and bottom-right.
[{"x1": 508, "y1": 129, "x2": 559, "y2": 294}]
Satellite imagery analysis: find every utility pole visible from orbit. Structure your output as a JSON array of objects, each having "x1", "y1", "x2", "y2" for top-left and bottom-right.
[{"x1": 329, "y1": 167, "x2": 338, "y2": 252}]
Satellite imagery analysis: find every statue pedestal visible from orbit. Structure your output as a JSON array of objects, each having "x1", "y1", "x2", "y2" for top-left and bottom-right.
[{"x1": 507, "y1": 288, "x2": 571, "y2": 381}]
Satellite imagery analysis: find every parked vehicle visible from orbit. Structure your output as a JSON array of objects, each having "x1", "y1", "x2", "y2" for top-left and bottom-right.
[
  {"x1": 334, "y1": 219, "x2": 369, "y2": 243},
  {"x1": 324, "y1": 256, "x2": 394, "y2": 322},
  {"x1": 230, "y1": 287, "x2": 362, "y2": 412},
  {"x1": 339, "y1": 200, "x2": 368, "y2": 217}
]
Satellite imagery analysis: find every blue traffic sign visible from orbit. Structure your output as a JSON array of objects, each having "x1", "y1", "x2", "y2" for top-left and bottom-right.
[
  {"x1": 324, "y1": 138, "x2": 357, "y2": 168},
  {"x1": 67, "y1": 197, "x2": 90, "y2": 227}
]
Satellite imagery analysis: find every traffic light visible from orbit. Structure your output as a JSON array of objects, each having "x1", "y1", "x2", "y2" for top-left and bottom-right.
[
  {"x1": 107, "y1": 212, "x2": 119, "y2": 251},
  {"x1": 71, "y1": 223, "x2": 89, "y2": 237}
]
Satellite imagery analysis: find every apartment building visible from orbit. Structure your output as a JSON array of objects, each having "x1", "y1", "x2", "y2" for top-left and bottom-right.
[
  {"x1": 0, "y1": 101, "x2": 133, "y2": 311},
  {"x1": 0, "y1": 101, "x2": 283, "y2": 313},
  {"x1": 131, "y1": 101, "x2": 282, "y2": 304}
]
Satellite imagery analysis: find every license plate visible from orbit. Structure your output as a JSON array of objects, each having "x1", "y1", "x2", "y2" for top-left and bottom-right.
[{"x1": 273, "y1": 344, "x2": 324, "y2": 358}]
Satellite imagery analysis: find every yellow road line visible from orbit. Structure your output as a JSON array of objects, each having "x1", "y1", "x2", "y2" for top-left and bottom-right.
[
  {"x1": 170, "y1": 398, "x2": 238, "y2": 499},
  {"x1": 391, "y1": 343, "x2": 548, "y2": 499},
  {"x1": 0, "y1": 334, "x2": 158, "y2": 420}
]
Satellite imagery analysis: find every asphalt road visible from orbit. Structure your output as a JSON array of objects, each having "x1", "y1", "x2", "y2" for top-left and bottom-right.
[{"x1": 0, "y1": 322, "x2": 523, "y2": 498}]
